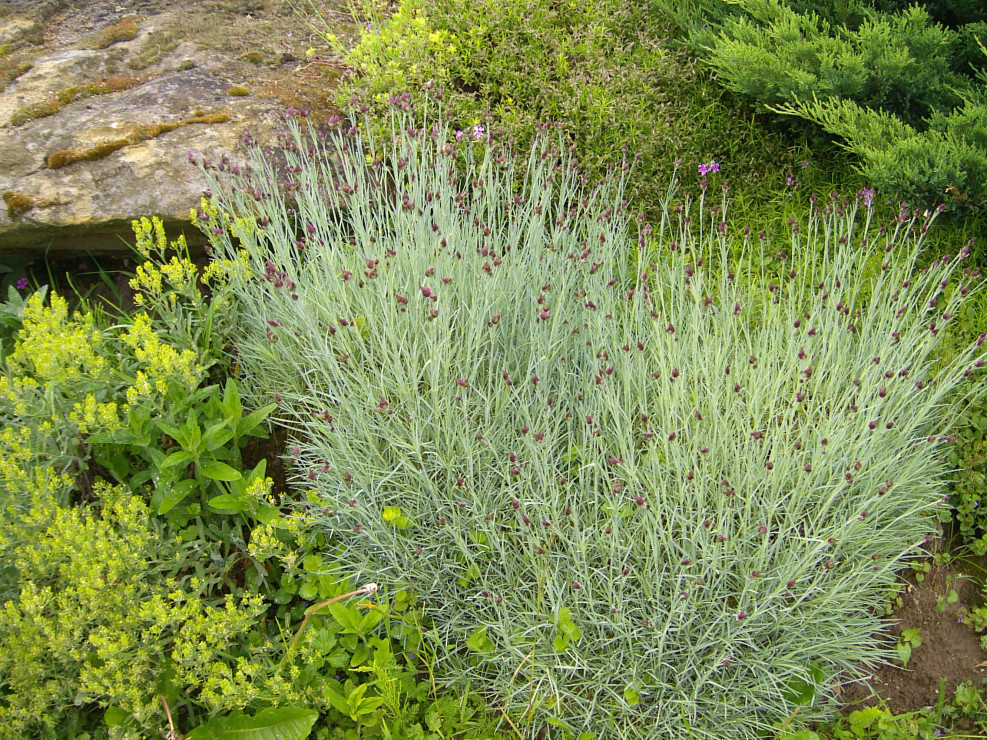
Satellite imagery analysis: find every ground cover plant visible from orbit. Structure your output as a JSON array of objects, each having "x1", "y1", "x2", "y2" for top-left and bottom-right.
[
  {"x1": 197, "y1": 98, "x2": 987, "y2": 738},
  {"x1": 320, "y1": 0, "x2": 858, "y2": 235},
  {"x1": 0, "y1": 219, "x2": 506, "y2": 739}
]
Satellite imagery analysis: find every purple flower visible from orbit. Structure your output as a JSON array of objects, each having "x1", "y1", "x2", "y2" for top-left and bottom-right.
[
  {"x1": 15, "y1": 277, "x2": 28, "y2": 291},
  {"x1": 473, "y1": 124, "x2": 485, "y2": 140},
  {"x1": 698, "y1": 161, "x2": 720, "y2": 176}
]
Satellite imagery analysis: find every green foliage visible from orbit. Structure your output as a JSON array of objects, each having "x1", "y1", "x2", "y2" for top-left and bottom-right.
[
  {"x1": 785, "y1": 681, "x2": 987, "y2": 738},
  {"x1": 705, "y1": 3, "x2": 965, "y2": 127},
  {"x1": 659, "y1": 0, "x2": 987, "y2": 212},
  {"x1": 0, "y1": 217, "x2": 505, "y2": 740},
  {"x1": 329, "y1": 0, "x2": 809, "y2": 225},
  {"x1": 188, "y1": 707, "x2": 318, "y2": 739},
  {"x1": 894, "y1": 627, "x2": 922, "y2": 668},
  {"x1": 200, "y1": 103, "x2": 987, "y2": 738}
]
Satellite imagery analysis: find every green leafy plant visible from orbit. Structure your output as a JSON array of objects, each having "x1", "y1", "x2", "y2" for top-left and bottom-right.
[
  {"x1": 935, "y1": 575, "x2": 960, "y2": 613},
  {"x1": 188, "y1": 707, "x2": 318, "y2": 740},
  {"x1": 895, "y1": 628, "x2": 922, "y2": 668},
  {"x1": 198, "y1": 100, "x2": 987, "y2": 738}
]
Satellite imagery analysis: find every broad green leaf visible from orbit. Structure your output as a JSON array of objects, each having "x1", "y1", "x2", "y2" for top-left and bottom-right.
[
  {"x1": 325, "y1": 688, "x2": 354, "y2": 717},
  {"x1": 155, "y1": 420, "x2": 183, "y2": 442},
  {"x1": 208, "y1": 494, "x2": 250, "y2": 513},
  {"x1": 157, "y1": 479, "x2": 199, "y2": 514},
  {"x1": 160, "y1": 450, "x2": 194, "y2": 469},
  {"x1": 299, "y1": 581, "x2": 319, "y2": 600},
  {"x1": 781, "y1": 675, "x2": 816, "y2": 707},
  {"x1": 202, "y1": 419, "x2": 235, "y2": 452},
  {"x1": 200, "y1": 460, "x2": 242, "y2": 481},
  {"x1": 350, "y1": 640, "x2": 370, "y2": 667},
  {"x1": 896, "y1": 642, "x2": 912, "y2": 667},
  {"x1": 187, "y1": 707, "x2": 317, "y2": 740},
  {"x1": 104, "y1": 706, "x2": 129, "y2": 727},
  {"x1": 184, "y1": 418, "x2": 202, "y2": 453},
  {"x1": 254, "y1": 501, "x2": 281, "y2": 524},
  {"x1": 328, "y1": 602, "x2": 364, "y2": 632},
  {"x1": 237, "y1": 403, "x2": 278, "y2": 438},
  {"x1": 222, "y1": 378, "x2": 244, "y2": 421},
  {"x1": 466, "y1": 626, "x2": 494, "y2": 653},
  {"x1": 623, "y1": 685, "x2": 640, "y2": 706}
]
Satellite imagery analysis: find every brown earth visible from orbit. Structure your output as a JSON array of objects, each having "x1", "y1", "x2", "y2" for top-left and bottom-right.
[{"x1": 840, "y1": 556, "x2": 987, "y2": 715}]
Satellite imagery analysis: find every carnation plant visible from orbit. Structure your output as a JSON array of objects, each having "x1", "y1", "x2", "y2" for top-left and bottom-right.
[{"x1": 200, "y1": 101, "x2": 986, "y2": 738}]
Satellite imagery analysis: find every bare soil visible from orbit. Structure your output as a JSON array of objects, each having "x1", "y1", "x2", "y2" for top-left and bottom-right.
[{"x1": 840, "y1": 558, "x2": 987, "y2": 713}]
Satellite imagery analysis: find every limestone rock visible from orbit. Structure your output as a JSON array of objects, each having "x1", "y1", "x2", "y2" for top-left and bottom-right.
[{"x1": 0, "y1": 0, "x2": 353, "y2": 256}]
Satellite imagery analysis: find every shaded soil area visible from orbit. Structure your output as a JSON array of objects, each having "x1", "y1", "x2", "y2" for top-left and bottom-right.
[{"x1": 840, "y1": 558, "x2": 987, "y2": 714}]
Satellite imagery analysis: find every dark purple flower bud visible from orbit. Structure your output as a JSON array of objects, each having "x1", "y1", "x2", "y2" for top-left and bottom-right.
[
  {"x1": 736, "y1": 611, "x2": 747, "y2": 620},
  {"x1": 572, "y1": 581, "x2": 583, "y2": 590},
  {"x1": 680, "y1": 557, "x2": 693, "y2": 566}
]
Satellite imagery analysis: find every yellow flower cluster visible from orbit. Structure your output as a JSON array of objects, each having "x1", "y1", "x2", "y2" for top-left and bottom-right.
[
  {"x1": 122, "y1": 313, "x2": 203, "y2": 396},
  {"x1": 7, "y1": 292, "x2": 109, "y2": 388},
  {"x1": 0, "y1": 424, "x2": 75, "y2": 549},
  {"x1": 69, "y1": 393, "x2": 121, "y2": 435},
  {"x1": 131, "y1": 215, "x2": 169, "y2": 259}
]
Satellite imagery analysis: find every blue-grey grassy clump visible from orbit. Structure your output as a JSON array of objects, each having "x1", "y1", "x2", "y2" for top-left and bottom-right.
[{"x1": 198, "y1": 101, "x2": 986, "y2": 739}]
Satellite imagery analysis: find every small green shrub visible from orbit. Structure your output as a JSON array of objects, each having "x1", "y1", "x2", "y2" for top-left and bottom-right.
[
  {"x1": 661, "y1": 0, "x2": 987, "y2": 212},
  {"x1": 331, "y1": 0, "x2": 806, "y2": 225},
  {"x1": 199, "y1": 102, "x2": 987, "y2": 738},
  {"x1": 85, "y1": 17, "x2": 139, "y2": 50}
]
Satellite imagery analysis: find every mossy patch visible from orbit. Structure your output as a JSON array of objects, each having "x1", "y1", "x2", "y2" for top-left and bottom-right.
[
  {"x1": 127, "y1": 29, "x2": 182, "y2": 71},
  {"x1": 9, "y1": 98, "x2": 62, "y2": 126},
  {"x1": 85, "y1": 17, "x2": 139, "y2": 50},
  {"x1": 0, "y1": 59, "x2": 31, "y2": 93},
  {"x1": 240, "y1": 51, "x2": 264, "y2": 64},
  {"x1": 226, "y1": 85, "x2": 250, "y2": 96},
  {"x1": 46, "y1": 111, "x2": 232, "y2": 170},
  {"x1": 9, "y1": 74, "x2": 143, "y2": 126},
  {"x1": 2, "y1": 191, "x2": 34, "y2": 219}
]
